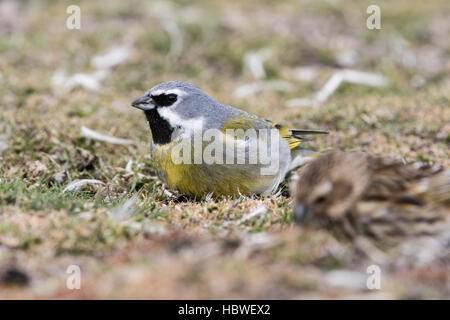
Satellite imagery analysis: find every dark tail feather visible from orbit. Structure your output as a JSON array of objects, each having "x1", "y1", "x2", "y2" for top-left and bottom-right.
[{"x1": 290, "y1": 129, "x2": 329, "y2": 138}]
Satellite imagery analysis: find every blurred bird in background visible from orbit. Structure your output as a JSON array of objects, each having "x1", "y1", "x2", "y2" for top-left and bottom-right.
[{"x1": 292, "y1": 151, "x2": 450, "y2": 247}]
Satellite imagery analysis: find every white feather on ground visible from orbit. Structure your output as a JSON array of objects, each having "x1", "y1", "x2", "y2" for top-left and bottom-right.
[
  {"x1": 233, "y1": 80, "x2": 293, "y2": 98},
  {"x1": 91, "y1": 46, "x2": 131, "y2": 69},
  {"x1": 52, "y1": 70, "x2": 109, "y2": 92},
  {"x1": 63, "y1": 179, "x2": 104, "y2": 192},
  {"x1": 164, "y1": 21, "x2": 183, "y2": 56},
  {"x1": 243, "y1": 48, "x2": 272, "y2": 79},
  {"x1": 81, "y1": 126, "x2": 133, "y2": 145},
  {"x1": 238, "y1": 205, "x2": 268, "y2": 224},
  {"x1": 0, "y1": 135, "x2": 8, "y2": 153},
  {"x1": 107, "y1": 194, "x2": 138, "y2": 222},
  {"x1": 286, "y1": 69, "x2": 389, "y2": 108}
]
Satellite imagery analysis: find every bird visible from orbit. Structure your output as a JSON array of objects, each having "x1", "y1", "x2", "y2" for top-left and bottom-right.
[
  {"x1": 131, "y1": 81, "x2": 327, "y2": 198},
  {"x1": 292, "y1": 150, "x2": 450, "y2": 247}
]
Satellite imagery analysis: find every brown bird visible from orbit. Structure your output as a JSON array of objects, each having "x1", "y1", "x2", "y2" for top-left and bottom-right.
[{"x1": 292, "y1": 151, "x2": 450, "y2": 247}]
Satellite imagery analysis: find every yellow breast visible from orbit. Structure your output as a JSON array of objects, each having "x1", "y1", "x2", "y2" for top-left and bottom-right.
[{"x1": 151, "y1": 142, "x2": 275, "y2": 197}]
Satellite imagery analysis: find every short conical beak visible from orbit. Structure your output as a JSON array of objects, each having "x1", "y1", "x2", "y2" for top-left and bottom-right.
[
  {"x1": 131, "y1": 94, "x2": 155, "y2": 111},
  {"x1": 293, "y1": 202, "x2": 311, "y2": 224}
]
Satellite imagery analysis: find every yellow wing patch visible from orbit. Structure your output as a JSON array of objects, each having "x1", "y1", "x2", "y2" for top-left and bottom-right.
[
  {"x1": 221, "y1": 114, "x2": 302, "y2": 150},
  {"x1": 275, "y1": 124, "x2": 302, "y2": 150}
]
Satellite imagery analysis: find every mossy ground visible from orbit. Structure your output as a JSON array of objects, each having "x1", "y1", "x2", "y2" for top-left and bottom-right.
[{"x1": 0, "y1": 0, "x2": 449, "y2": 298}]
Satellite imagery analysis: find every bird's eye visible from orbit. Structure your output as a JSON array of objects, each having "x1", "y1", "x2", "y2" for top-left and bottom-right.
[
  {"x1": 167, "y1": 94, "x2": 177, "y2": 103},
  {"x1": 314, "y1": 195, "x2": 326, "y2": 204}
]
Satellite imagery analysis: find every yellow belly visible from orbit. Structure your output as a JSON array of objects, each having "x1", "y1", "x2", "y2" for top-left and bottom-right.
[{"x1": 151, "y1": 143, "x2": 276, "y2": 197}]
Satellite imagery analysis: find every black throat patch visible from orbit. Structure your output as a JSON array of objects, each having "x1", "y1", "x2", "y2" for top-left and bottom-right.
[{"x1": 144, "y1": 109, "x2": 174, "y2": 145}]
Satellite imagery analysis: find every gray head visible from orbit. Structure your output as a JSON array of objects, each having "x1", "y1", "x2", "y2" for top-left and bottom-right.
[
  {"x1": 132, "y1": 81, "x2": 219, "y2": 115},
  {"x1": 131, "y1": 81, "x2": 233, "y2": 144}
]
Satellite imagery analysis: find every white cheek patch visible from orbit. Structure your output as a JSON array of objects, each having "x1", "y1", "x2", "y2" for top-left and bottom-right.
[
  {"x1": 151, "y1": 88, "x2": 204, "y2": 135},
  {"x1": 157, "y1": 107, "x2": 204, "y2": 134}
]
